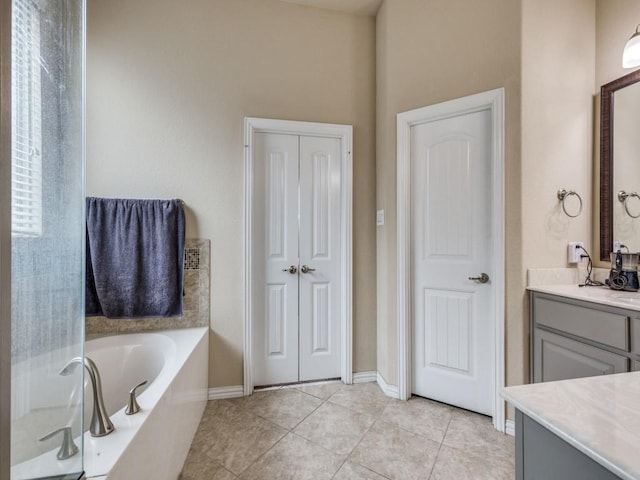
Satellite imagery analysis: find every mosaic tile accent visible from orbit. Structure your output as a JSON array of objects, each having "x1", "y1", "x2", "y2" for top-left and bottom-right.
[
  {"x1": 86, "y1": 239, "x2": 210, "y2": 334},
  {"x1": 185, "y1": 247, "x2": 201, "y2": 270}
]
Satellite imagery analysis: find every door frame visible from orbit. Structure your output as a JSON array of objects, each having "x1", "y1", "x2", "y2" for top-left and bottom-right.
[
  {"x1": 396, "y1": 88, "x2": 506, "y2": 431},
  {"x1": 243, "y1": 117, "x2": 353, "y2": 396}
]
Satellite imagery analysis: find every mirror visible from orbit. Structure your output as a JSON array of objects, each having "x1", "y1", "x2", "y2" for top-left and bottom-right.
[{"x1": 600, "y1": 69, "x2": 640, "y2": 261}]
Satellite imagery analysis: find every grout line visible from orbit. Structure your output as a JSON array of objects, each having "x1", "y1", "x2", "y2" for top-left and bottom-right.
[
  {"x1": 237, "y1": 429, "x2": 290, "y2": 476},
  {"x1": 340, "y1": 419, "x2": 393, "y2": 480},
  {"x1": 330, "y1": 459, "x2": 348, "y2": 479},
  {"x1": 289, "y1": 394, "x2": 327, "y2": 431},
  {"x1": 427, "y1": 414, "x2": 454, "y2": 479}
]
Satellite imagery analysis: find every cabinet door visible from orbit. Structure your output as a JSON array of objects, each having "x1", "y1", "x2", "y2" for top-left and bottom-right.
[
  {"x1": 533, "y1": 329, "x2": 628, "y2": 383},
  {"x1": 632, "y1": 318, "x2": 640, "y2": 354}
]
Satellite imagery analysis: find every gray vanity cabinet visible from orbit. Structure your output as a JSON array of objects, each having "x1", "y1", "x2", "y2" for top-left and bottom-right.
[{"x1": 531, "y1": 292, "x2": 636, "y2": 383}]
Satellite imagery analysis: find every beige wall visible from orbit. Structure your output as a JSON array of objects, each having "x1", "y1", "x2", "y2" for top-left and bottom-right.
[
  {"x1": 522, "y1": 0, "x2": 595, "y2": 264},
  {"x1": 375, "y1": 0, "x2": 521, "y2": 386},
  {"x1": 86, "y1": 0, "x2": 377, "y2": 388},
  {"x1": 520, "y1": 0, "x2": 595, "y2": 390}
]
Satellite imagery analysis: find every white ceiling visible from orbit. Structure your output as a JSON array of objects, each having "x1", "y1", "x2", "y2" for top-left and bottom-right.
[{"x1": 279, "y1": 0, "x2": 383, "y2": 16}]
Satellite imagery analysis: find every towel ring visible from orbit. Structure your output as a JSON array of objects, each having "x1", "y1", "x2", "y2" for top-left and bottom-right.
[
  {"x1": 618, "y1": 190, "x2": 640, "y2": 218},
  {"x1": 557, "y1": 189, "x2": 582, "y2": 218}
]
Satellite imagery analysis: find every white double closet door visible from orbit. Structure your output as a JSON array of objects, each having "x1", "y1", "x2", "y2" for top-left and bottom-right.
[{"x1": 252, "y1": 132, "x2": 342, "y2": 386}]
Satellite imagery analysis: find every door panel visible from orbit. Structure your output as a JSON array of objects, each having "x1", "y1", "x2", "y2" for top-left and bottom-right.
[
  {"x1": 424, "y1": 139, "x2": 472, "y2": 258},
  {"x1": 266, "y1": 284, "x2": 287, "y2": 356},
  {"x1": 253, "y1": 133, "x2": 299, "y2": 385},
  {"x1": 412, "y1": 110, "x2": 493, "y2": 415},
  {"x1": 425, "y1": 289, "x2": 471, "y2": 371},
  {"x1": 299, "y1": 136, "x2": 342, "y2": 381}
]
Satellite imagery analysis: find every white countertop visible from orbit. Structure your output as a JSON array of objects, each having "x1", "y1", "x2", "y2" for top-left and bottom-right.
[
  {"x1": 502, "y1": 372, "x2": 640, "y2": 480},
  {"x1": 528, "y1": 284, "x2": 640, "y2": 312}
]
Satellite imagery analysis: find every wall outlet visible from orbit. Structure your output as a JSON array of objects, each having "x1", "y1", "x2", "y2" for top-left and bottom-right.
[
  {"x1": 567, "y1": 242, "x2": 585, "y2": 264},
  {"x1": 376, "y1": 209, "x2": 385, "y2": 226}
]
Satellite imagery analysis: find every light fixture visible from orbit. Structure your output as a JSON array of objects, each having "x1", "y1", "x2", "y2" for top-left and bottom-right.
[{"x1": 623, "y1": 24, "x2": 640, "y2": 68}]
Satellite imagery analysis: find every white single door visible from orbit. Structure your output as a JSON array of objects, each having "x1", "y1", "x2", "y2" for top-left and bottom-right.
[
  {"x1": 252, "y1": 133, "x2": 342, "y2": 386},
  {"x1": 411, "y1": 109, "x2": 494, "y2": 415}
]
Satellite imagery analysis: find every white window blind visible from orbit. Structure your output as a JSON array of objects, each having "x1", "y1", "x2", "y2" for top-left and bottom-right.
[{"x1": 11, "y1": 0, "x2": 42, "y2": 236}]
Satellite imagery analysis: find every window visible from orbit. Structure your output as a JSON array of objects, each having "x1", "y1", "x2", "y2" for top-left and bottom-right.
[{"x1": 11, "y1": 0, "x2": 42, "y2": 236}]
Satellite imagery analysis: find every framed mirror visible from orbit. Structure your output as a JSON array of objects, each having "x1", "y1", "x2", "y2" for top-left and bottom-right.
[{"x1": 600, "y1": 69, "x2": 640, "y2": 261}]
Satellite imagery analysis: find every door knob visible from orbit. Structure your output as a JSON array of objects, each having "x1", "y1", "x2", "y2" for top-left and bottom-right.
[
  {"x1": 300, "y1": 265, "x2": 316, "y2": 274},
  {"x1": 283, "y1": 265, "x2": 297, "y2": 274},
  {"x1": 468, "y1": 273, "x2": 490, "y2": 283}
]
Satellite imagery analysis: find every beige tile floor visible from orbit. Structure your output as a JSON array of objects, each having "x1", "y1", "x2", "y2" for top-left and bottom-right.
[{"x1": 180, "y1": 381, "x2": 515, "y2": 480}]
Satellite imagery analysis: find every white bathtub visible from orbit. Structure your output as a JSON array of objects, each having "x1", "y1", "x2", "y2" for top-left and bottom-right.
[{"x1": 11, "y1": 327, "x2": 208, "y2": 480}]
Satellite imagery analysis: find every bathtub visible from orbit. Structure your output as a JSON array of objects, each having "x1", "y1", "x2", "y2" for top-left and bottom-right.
[{"x1": 11, "y1": 327, "x2": 208, "y2": 480}]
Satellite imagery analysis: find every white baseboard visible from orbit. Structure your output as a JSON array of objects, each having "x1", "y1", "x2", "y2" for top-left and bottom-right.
[
  {"x1": 376, "y1": 372, "x2": 400, "y2": 399},
  {"x1": 505, "y1": 419, "x2": 515, "y2": 436},
  {"x1": 208, "y1": 385, "x2": 244, "y2": 400},
  {"x1": 352, "y1": 371, "x2": 377, "y2": 383},
  {"x1": 350, "y1": 371, "x2": 400, "y2": 399}
]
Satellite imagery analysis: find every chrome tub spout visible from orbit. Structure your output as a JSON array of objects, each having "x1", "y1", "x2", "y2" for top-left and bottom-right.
[{"x1": 60, "y1": 356, "x2": 114, "y2": 437}]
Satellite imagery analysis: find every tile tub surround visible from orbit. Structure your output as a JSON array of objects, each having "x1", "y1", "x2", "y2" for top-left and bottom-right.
[
  {"x1": 86, "y1": 238, "x2": 210, "y2": 334},
  {"x1": 180, "y1": 382, "x2": 515, "y2": 480},
  {"x1": 501, "y1": 372, "x2": 640, "y2": 480},
  {"x1": 527, "y1": 283, "x2": 640, "y2": 312}
]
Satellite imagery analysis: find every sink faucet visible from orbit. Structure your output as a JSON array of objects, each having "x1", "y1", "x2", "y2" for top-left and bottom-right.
[{"x1": 59, "y1": 356, "x2": 114, "y2": 437}]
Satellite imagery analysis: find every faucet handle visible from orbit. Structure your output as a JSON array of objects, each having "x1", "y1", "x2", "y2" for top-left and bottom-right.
[
  {"x1": 39, "y1": 426, "x2": 79, "y2": 460},
  {"x1": 125, "y1": 380, "x2": 148, "y2": 415}
]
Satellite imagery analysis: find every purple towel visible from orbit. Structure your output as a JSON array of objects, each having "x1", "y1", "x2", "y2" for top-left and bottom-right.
[{"x1": 86, "y1": 197, "x2": 185, "y2": 318}]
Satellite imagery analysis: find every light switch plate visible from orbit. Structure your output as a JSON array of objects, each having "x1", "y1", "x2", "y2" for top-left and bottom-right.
[{"x1": 376, "y1": 210, "x2": 385, "y2": 226}]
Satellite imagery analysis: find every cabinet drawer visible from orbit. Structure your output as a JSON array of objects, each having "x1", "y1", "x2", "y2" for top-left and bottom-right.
[{"x1": 534, "y1": 296, "x2": 628, "y2": 350}]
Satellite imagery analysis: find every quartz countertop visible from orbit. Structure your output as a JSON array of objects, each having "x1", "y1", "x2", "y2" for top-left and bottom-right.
[
  {"x1": 502, "y1": 372, "x2": 640, "y2": 480},
  {"x1": 528, "y1": 284, "x2": 640, "y2": 312}
]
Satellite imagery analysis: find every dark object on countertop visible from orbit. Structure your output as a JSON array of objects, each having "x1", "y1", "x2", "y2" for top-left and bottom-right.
[
  {"x1": 605, "y1": 249, "x2": 639, "y2": 292},
  {"x1": 85, "y1": 197, "x2": 185, "y2": 318}
]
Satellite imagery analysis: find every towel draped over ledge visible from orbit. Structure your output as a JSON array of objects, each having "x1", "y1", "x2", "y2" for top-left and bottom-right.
[{"x1": 85, "y1": 197, "x2": 185, "y2": 319}]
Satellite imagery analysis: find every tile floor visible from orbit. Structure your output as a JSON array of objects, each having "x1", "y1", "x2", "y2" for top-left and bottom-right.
[{"x1": 179, "y1": 381, "x2": 515, "y2": 480}]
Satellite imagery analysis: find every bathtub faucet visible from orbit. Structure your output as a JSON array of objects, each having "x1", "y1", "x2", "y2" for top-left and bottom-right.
[{"x1": 59, "y1": 356, "x2": 115, "y2": 437}]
